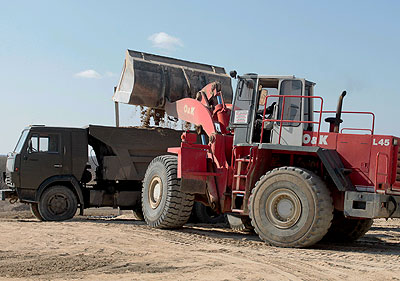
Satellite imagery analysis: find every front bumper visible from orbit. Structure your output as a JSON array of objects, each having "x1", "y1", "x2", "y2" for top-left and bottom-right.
[
  {"x1": 0, "y1": 189, "x2": 17, "y2": 201},
  {"x1": 344, "y1": 191, "x2": 400, "y2": 219}
]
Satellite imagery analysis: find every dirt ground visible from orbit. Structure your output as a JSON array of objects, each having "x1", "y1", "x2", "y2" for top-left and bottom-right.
[{"x1": 0, "y1": 203, "x2": 400, "y2": 281}]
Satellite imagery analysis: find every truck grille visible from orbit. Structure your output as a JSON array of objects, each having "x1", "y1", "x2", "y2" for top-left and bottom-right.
[{"x1": 5, "y1": 174, "x2": 13, "y2": 187}]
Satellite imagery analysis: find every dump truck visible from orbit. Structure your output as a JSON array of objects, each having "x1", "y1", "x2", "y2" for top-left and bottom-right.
[
  {"x1": 113, "y1": 50, "x2": 400, "y2": 247},
  {"x1": 1, "y1": 125, "x2": 183, "y2": 220}
]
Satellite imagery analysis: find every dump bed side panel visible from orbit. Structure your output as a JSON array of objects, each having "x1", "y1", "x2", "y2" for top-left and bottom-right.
[{"x1": 88, "y1": 125, "x2": 182, "y2": 181}]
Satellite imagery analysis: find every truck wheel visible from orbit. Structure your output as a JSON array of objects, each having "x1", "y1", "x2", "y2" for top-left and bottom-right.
[
  {"x1": 38, "y1": 185, "x2": 78, "y2": 221},
  {"x1": 226, "y1": 214, "x2": 254, "y2": 232},
  {"x1": 249, "y1": 167, "x2": 333, "y2": 248},
  {"x1": 142, "y1": 155, "x2": 194, "y2": 228},
  {"x1": 322, "y1": 211, "x2": 373, "y2": 242},
  {"x1": 192, "y1": 202, "x2": 225, "y2": 224},
  {"x1": 30, "y1": 203, "x2": 43, "y2": 221}
]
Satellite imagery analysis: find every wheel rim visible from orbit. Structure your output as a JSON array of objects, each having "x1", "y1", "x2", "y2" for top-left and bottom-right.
[
  {"x1": 148, "y1": 176, "x2": 163, "y2": 209},
  {"x1": 266, "y1": 188, "x2": 302, "y2": 229},
  {"x1": 47, "y1": 194, "x2": 69, "y2": 216}
]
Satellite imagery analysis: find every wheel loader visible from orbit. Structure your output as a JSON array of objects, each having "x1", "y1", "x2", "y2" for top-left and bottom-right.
[{"x1": 113, "y1": 50, "x2": 400, "y2": 247}]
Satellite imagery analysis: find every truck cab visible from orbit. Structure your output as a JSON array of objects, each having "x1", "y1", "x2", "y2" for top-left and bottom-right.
[{"x1": 4, "y1": 126, "x2": 88, "y2": 204}]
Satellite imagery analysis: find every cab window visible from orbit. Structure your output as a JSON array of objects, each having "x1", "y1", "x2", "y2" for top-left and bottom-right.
[
  {"x1": 28, "y1": 134, "x2": 59, "y2": 153},
  {"x1": 278, "y1": 80, "x2": 303, "y2": 127},
  {"x1": 231, "y1": 79, "x2": 255, "y2": 124}
]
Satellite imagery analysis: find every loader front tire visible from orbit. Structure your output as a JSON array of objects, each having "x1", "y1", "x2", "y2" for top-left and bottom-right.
[
  {"x1": 142, "y1": 155, "x2": 194, "y2": 228},
  {"x1": 322, "y1": 211, "x2": 373, "y2": 242},
  {"x1": 249, "y1": 167, "x2": 333, "y2": 248}
]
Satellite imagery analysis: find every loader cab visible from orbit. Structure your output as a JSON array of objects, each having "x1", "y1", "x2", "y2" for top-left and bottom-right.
[{"x1": 230, "y1": 75, "x2": 315, "y2": 146}]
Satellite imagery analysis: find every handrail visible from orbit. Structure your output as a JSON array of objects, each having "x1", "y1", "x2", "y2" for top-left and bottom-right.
[
  {"x1": 260, "y1": 95, "x2": 324, "y2": 145},
  {"x1": 375, "y1": 152, "x2": 389, "y2": 192},
  {"x1": 340, "y1": 128, "x2": 373, "y2": 134},
  {"x1": 316, "y1": 110, "x2": 375, "y2": 135}
]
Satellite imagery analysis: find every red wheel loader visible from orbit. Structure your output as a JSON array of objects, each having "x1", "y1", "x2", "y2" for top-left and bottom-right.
[{"x1": 113, "y1": 50, "x2": 400, "y2": 247}]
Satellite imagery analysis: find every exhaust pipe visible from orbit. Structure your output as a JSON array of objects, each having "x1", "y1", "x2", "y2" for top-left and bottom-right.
[
  {"x1": 112, "y1": 50, "x2": 233, "y2": 108},
  {"x1": 333, "y1": 91, "x2": 346, "y2": 133}
]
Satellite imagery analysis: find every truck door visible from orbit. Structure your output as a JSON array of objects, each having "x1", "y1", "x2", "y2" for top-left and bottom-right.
[
  {"x1": 20, "y1": 133, "x2": 63, "y2": 189},
  {"x1": 271, "y1": 79, "x2": 305, "y2": 146}
]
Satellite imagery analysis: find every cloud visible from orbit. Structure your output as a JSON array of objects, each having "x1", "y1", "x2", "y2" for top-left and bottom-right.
[
  {"x1": 74, "y1": 70, "x2": 117, "y2": 79},
  {"x1": 148, "y1": 32, "x2": 183, "y2": 51},
  {"x1": 104, "y1": 71, "x2": 117, "y2": 77},
  {"x1": 75, "y1": 69, "x2": 102, "y2": 79}
]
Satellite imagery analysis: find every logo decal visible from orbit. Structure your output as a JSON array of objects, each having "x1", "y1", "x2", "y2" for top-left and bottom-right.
[
  {"x1": 373, "y1": 138, "x2": 390, "y2": 146},
  {"x1": 183, "y1": 104, "x2": 195, "y2": 116},
  {"x1": 303, "y1": 134, "x2": 328, "y2": 145}
]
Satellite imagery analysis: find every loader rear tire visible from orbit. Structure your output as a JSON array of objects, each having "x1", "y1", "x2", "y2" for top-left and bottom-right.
[
  {"x1": 226, "y1": 214, "x2": 254, "y2": 232},
  {"x1": 322, "y1": 211, "x2": 373, "y2": 242},
  {"x1": 249, "y1": 167, "x2": 333, "y2": 248},
  {"x1": 30, "y1": 203, "x2": 43, "y2": 221},
  {"x1": 142, "y1": 155, "x2": 194, "y2": 229},
  {"x1": 38, "y1": 185, "x2": 78, "y2": 221}
]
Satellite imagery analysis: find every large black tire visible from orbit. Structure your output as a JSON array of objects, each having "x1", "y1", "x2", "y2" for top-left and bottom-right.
[
  {"x1": 192, "y1": 202, "x2": 225, "y2": 224},
  {"x1": 132, "y1": 208, "x2": 144, "y2": 221},
  {"x1": 38, "y1": 185, "x2": 78, "y2": 221},
  {"x1": 249, "y1": 167, "x2": 333, "y2": 248},
  {"x1": 322, "y1": 211, "x2": 373, "y2": 242},
  {"x1": 226, "y1": 214, "x2": 254, "y2": 232},
  {"x1": 30, "y1": 203, "x2": 43, "y2": 221},
  {"x1": 142, "y1": 155, "x2": 194, "y2": 228}
]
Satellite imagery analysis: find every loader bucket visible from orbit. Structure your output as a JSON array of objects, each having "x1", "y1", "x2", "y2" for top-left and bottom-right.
[{"x1": 112, "y1": 50, "x2": 233, "y2": 108}]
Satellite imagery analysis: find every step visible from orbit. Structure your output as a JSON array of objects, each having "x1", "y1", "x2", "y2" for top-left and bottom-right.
[
  {"x1": 236, "y1": 158, "x2": 250, "y2": 162},
  {"x1": 232, "y1": 190, "x2": 246, "y2": 194},
  {"x1": 231, "y1": 208, "x2": 245, "y2": 213}
]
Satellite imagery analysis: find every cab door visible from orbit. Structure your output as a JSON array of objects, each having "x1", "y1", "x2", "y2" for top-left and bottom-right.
[
  {"x1": 20, "y1": 132, "x2": 63, "y2": 189},
  {"x1": 271, "y1": 79, "x2": 305, "y2": 146}
]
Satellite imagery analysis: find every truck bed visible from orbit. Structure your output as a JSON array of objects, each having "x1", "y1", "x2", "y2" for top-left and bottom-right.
[{"x1": 88, "y1": 125, "x2": 183, "y2": 181}]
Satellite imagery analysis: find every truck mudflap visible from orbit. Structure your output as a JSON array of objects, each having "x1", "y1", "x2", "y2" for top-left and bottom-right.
[
  {"x1": 344, "y1": 191, "x2": 400, "y2": 218},
  {"x1": 0, "y1": 189, "x2": 17, "y2": 201}
]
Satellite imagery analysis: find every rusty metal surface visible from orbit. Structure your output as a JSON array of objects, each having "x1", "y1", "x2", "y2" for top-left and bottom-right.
[{"x1": 113, "y1": 50, "x2": 233, "y2": 108}]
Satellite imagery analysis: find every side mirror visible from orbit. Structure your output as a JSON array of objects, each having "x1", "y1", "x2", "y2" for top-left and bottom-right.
[{"x1": 229, "y1": 70, "x2": 237, "y2": 79}]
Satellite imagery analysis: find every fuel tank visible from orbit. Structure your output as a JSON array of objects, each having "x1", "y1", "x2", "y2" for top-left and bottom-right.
[{"x1": 112, "y1": 50, "x2": 233, "y2": 108}]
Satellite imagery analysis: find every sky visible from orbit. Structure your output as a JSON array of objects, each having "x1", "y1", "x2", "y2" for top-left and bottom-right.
[{"x1": 0, "y1": 0, "x2": 399, "y2": 154}]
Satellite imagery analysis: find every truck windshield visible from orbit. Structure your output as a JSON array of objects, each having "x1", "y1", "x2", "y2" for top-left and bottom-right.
[{"x1": 14, "y1": 130, "x2": 29, "y2": 153}]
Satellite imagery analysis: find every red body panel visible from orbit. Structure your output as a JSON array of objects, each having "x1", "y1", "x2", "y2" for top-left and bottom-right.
[{"x1": 303, "y1": 131, "x2": 400, "y2": 194}]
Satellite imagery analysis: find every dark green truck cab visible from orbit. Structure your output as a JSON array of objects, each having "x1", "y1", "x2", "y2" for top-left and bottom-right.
[{"x1": 2, "y1": 125, "x2": 182, "y2": 221}]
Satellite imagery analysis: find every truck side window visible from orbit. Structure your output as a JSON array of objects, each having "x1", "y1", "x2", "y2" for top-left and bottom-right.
[
  {"x1": 28, "y1": 135, "x2": 39, "y2": 153},
  {"x1": 28, "y1": 134, "x2": 59, "y2": 153},
  {"x1": 40, "y1": 135, "x2": 59, "y2": 153}
]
